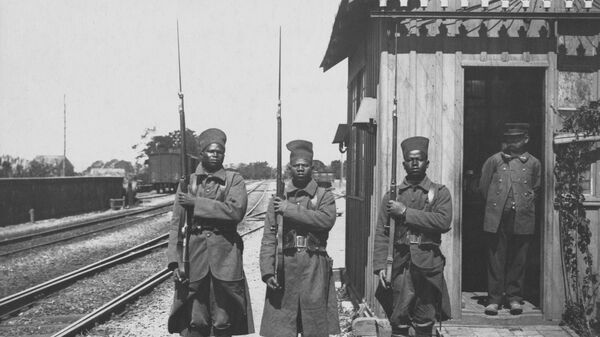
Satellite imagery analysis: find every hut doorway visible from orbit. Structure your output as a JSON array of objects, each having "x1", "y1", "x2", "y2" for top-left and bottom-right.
[{"x1": 461, "y1": 67, "x2": 545, "y2": 313}]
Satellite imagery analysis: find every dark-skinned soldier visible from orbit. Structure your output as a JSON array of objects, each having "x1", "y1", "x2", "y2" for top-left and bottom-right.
[
  {"x1": 373, "y1": 136, "x2": 452, "y2": 337},
  {"x1": 480, "y1": 123, "x2": 541, "y2": 316},
  {"x1": 167, "y1": 128, "x2": 254, "y2": 337},
  {"x1": 260, "y1": 140, "x2": 340, "y2": 337}
]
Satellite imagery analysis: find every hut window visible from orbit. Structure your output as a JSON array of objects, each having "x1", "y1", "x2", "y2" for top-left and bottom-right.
[
  {"x1": 581, "y1": 166, "x2": 592, "y2": 196},
  {"x1": 349, "y1": 69, "x2": 366, "y2": 197}
]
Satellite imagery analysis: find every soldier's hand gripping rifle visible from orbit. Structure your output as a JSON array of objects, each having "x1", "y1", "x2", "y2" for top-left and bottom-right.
[
  {"x1": 385, "y1": 23, "x2": 400, "y2": 285},
  {"x1": 274, "y1": 27, "x2": 284, "y2": 288},
  {"x1": 176, "y1": 22, "x2": 192, "y2": 286}
]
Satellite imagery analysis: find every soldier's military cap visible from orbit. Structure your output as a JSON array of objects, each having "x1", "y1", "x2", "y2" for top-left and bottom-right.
[
  {"x1": 287, "y1": 139, "x2": 313, "y2": 162},
  {"x1": 503, "y1": 123, "x2": 529, "y2": 136},
  {"x1": 198, "y1": 128, "x2": 227, "y2": 151},
  {"x1": 401, "y1": 136, "x2": 429, "y2": 160}
]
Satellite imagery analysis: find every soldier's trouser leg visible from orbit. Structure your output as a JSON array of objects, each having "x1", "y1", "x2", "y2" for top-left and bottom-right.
[
  {"x1": 505, "y1": 234, "x2": 531, "y2": 303},
  {"x1": 390, "y1": 265, "x2": 413, "y2": 336},
  {"x1": 411, "y1": 266, "x2": 437, "y2": 337},
  {"x1": 185, "y1": 278, "x2": 211, "y2": 337},
  {"x1": 487, "y1": 214, "x2": 510, "y2": 305}
]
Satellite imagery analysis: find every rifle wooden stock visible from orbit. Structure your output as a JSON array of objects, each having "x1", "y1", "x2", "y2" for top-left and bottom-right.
[
  {"x1": 385, "y1": 23, "x2": 399, "y2": 285},
  {"x1": 177, "y1": 22, "x2": 191, "y2": 284},
  {"x1": 274, "y1": 27, "x2": 284, "y2": 286}
]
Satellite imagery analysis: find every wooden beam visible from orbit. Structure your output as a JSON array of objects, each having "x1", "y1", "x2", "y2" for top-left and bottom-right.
[
  {"x1": 371, "y1": 10, "x2": 600, "y2": 20},
  {"x1": 553, "y1": 133, "x2": 600, "y2": 144}
]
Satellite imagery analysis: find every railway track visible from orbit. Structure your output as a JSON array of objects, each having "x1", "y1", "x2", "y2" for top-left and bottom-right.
[
  {"x1": 0, "y1": 181, "x2": 265, "y2": 258},
  {"x1": 0, "y1": 180, "x2": 271, "y2": 336},
  {"x1": 0, "y1": 205, "x2": 172, "y2": 257}
]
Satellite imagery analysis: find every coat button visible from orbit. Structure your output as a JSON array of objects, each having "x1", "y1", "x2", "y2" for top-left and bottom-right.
[
  {"x1": 524, "y1": 180, "x2": 527, "y2": 184},
  {"x1": 493, "y1": 202, "x2": 497, "y2": 206},
  {"x1": 499, "y1": 179, "x2": 502, "y2": 182},
  {"x1": 206, "y1": 233, "x2": 211, "y2": 237},
  {"x1": 522, "y1": 168, "x2": 526, "y2": 171},
  {"x1": 503, "y1": 167, "x2": 506, "y2": 170}
]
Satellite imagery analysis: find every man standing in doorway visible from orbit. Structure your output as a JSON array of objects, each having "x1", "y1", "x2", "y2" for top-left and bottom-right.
[
  {"x1": 259, "y1": 140, "x2": 340, "y2": 337},
  {"x1": 373, "y1": 136, "x2": 452, "y2": 337},
  {"x1": 480, "y1": 123, "x2": 541, "y2": 316}
]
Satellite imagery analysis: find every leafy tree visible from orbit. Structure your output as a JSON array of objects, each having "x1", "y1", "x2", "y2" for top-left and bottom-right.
[
  {"x1": 1, "y1": 161, "x2": 12, "y2": 177},
  {"x1": 28, "y1": 160, "x2": 55, "y2": 177},
  {"x1": 312, "y1": 159, "x2": 327, "y2": 172},
  {"x1": 134, "y1": 128, "x2": 200, "y2": 160},
  {"x1": 237, "y1": 161, "x2": 275, "y2": 180}
]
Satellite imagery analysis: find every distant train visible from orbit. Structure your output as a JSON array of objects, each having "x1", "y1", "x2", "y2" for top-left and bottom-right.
[{"x1": 143, "y1": 152, "x2": 199, "y2": 193}]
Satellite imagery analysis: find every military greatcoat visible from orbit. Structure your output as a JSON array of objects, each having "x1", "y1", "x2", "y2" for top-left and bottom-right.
[
  {"x1": 259, "y1": 179, "x2": 340, "y2": 337},
  {"x1": 373, "y1": 176, "x2": 452, "y2": 326},
  {"x1": 167, "y1": 165, "x2": 254, "y2": 335}
]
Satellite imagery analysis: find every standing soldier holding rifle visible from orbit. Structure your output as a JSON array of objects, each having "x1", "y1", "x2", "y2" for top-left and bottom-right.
[
  {"x1": 373, "y1": 136, "x2": 453, "y2": 337},
  {"x1": 167, "y1": 23, "x2": 253, "y2": 337},
  {"x1": 260, "y1": 140, "x2": 340, "y2": 337}
]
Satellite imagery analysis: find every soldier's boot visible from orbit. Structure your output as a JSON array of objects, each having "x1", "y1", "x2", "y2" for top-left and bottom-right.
[
  {"x1": 182, "y1": 326, "x2": 210, "y2": 337},
  {"x1": 391, "y1": 325, "x2": 410, "y2": 337},
  {"x1": 213, "y1": 326, "x2": 232, "y2": 337}
]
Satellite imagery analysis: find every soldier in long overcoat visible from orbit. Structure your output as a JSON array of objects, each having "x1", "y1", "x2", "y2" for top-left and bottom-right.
[
  {"x1": 167, "y1": 128, "x2": 254, "y2": 337},
  {"x1": 259, "y1": 140, "x2": 340, "y2": 337},
  {"x1": 373, "y1": 136, "x2": 452, "y2": 337},
  {"x1": 480, "y1": 123, "x2": 541, "y2": 316}
]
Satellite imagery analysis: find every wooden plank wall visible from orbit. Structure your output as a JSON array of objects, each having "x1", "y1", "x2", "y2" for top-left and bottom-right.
[
  {"x1": 0, "y1": 177, "x2": 124, "y2": 226},
  {"x1": 345, "y1": 20, "x2": 382, "y2": 302},
  {"x1": 370, "y1": 16, "x2": 562, "y2": 319}
]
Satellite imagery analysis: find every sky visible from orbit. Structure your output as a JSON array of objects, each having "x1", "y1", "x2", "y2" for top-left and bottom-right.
[{"x1": 0, "y1": 0, "x2": 348, "y2": 172}]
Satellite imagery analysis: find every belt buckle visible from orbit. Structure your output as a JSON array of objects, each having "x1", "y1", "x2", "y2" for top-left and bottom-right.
[
  {"x1": 408, "y1": 233, "x2": 421, "y2": 245},
  {"x1": 295, "y1": 235, "x2": 307, "y2": 249}
]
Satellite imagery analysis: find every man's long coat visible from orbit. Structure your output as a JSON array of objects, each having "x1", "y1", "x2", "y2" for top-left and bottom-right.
[
  {"x1": 166, "y1": 165, "x2": 254, "y2": 335},
  {"x1": 259, "y1": 179, "x2": 340, "y2": 337}
]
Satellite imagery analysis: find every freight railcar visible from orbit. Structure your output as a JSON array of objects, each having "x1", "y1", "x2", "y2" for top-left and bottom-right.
[
  {"x1": 313, "y1": 171, "x2": 335, "y2": 188},
  {"x1": 146, "y1": 152, "x2": 199, "y2": 193}
]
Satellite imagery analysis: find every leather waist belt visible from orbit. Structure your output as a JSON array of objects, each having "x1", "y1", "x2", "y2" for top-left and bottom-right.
[
  {"x1": 283, "y1": 234, "x2": 327, "y2": 252},
  {"x1": 397, "y1": 230, "x2": 440, "y2": 246},
  {"x1": 189, "y1": 226, "x2": 233, "y2": 235}
]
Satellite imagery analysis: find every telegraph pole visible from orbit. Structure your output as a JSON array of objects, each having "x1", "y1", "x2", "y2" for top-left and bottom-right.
[{"x1": 63, "y1": 94, "x2": 66, "y2": 176}]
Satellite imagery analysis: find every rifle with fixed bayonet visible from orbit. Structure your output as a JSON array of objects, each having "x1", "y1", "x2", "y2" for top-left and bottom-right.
[
  {"x1": 385, "y1": 23, "x2": 399, "y2": 285},
  {"x1": 177, "y1": 21, "x2": 192, "y2": 285},
  {"x1": 274, "y1": 27, "x2": 284, "y2": 287}
]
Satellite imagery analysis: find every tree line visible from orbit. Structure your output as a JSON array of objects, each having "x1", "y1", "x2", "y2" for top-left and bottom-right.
[{"x1": 0, "y1": 128, "x2": 346, "y2": 180}]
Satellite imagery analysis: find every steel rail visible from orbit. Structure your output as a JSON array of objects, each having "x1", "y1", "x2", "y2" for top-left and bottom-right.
[
  {"x1": 49, "y1": 185, "x2": 270, "y2": 337},
  {"x1": 0, "y1": 180, "x2": 267, "y2": 320},
  {"x1": 0, "y1": 236, "x2": 168, "y2": 319},
  {"x1": 0, "y1": 202, "x2": 172, "y2": 246},
  {"x1": 51, "y1": 268, "x2": 172, "y2": 337},
  {"x1": 1, "y1": 181, "x2": 260, "y2": 247},
  {"x1": 0, "y1": 206, "x2": 171, "y2": 257}
]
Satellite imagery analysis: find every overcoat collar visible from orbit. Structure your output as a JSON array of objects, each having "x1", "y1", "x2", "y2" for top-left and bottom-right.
[
  {"x1": 398, "y1": 175, "x2": 432, "y2": 193},
  {"x1": 194, "y1": 164, "x2": 227, "y2": 184},
  {"x1": 501, "y1": 151, "x2": 530, "y2": 163},
  {"x1": 285, "y1": 179, "x2": 318, "y2": 197}
]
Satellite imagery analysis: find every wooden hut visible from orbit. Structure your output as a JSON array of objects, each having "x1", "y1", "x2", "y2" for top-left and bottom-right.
[{"x1": 324, "y1": 0, "x2": 600, "y2": 321}]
